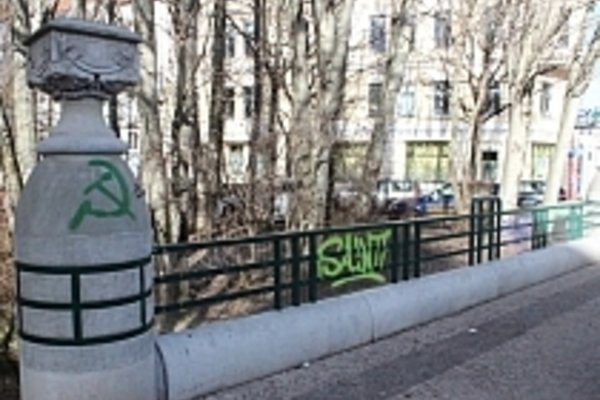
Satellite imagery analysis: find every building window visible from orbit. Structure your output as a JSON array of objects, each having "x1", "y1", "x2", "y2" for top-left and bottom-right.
[
  {"x1": 531, "y1": 143, "x2": 554, "y2": 180},
  {"x1": 228, "y1": 144, "x2": 245, "y2": 177},
  {"x1": 406, "y1": 142, "x2": 450, "y2": 181},
  {"x1": 243, "y1": 86, "x2": 254, "y2": 118},
  {"x1": 368, "y1": 83, "x2": 384, "y2": 117},
  {"x1": 481, "y1": 151, "x2": 498, "y2": 182},
  {"x1": 370, "y1": 15, "x2": 386, "y2": 53},
  {"x1": 434, "y1": 10, "x2": 451, "y2": 49},
  {"x1": 224, "y1": 87, "x2": 235, "y2": 119},
  {"x1": 540, "y1": 82, "x2": 552, "y2": 117},
  {"x1": 226, "y1": 23, "x2": 236, "y2": 58},
  {"x1": 334, "y1": 143, "x2": 368, "y2": 181},
  {"x1": 434, "y1": 80, "x2": 450, "y2": 116},
  {"x1": 485, "y1": 81, "x2": 501, "y2": 116},
  {"x1": 396, "y1": 83, "x2": 415, "y2": 117},
  {"x1": 243, "y1": 20, "x2": 254, "y2": 57}
]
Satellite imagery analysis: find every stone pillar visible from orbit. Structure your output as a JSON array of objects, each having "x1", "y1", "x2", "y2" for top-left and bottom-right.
[{"x1": 15, "y1": 19, "x2": 155, "y2": 400}]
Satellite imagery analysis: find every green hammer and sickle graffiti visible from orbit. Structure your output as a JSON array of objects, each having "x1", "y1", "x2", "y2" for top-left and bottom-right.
[{"x1": 68, "y1": 159, "x2": 136, "y2": 231}]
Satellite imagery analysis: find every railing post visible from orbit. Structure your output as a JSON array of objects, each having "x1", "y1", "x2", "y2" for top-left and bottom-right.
[
  {"x1": 273, "y1": 237, "x2": 283, "y2": 310},
  {"x1": 495, "y1": 199, "x2": 502, "y2": 259},
  {"x1": 469, "y1": 200, "x2": 476, "y2": 265},
  {"x1": 308, "y1": 233, "x2": 318, "y2": 302},
  {"x1": 532, "y1": 209, "x2": 540, "y2": 250},
  {"x1": 578, "y1": 203, "x2": 585, "y2": 239},
  {"x1": 569, "y1": 203, "x2": 584, "y2": 240},
  {"x1": 474, "y1": 199, "x2": 484, "y2": 264},
  {"x1": 291, "y1": 235, "x2": 302, "y2": 306},
  {"x1": 486, "y1": 198, "x2": 496, "y2": 261},
  {"x1": 402, "y1": 223, "x2": 411, "y2": 280},
  {"x1": 541, "y1": 208, "x2": 549, "y2": 248},
  {"x1": 413, "y1": 220, "x2": 421, "y2": 278},
  {"x1": 390, "y1": 225, "x2": 400, "y2": 283}
]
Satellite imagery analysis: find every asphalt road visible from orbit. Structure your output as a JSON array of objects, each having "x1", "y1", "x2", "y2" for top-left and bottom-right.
[{"x1": 200, "y1": 264, "x2": 600, "y2": 400}]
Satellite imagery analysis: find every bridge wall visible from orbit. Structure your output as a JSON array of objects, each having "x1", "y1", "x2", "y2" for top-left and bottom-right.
[{"x1": 156, "y1": 237, "x2": 600, "y2": 400}]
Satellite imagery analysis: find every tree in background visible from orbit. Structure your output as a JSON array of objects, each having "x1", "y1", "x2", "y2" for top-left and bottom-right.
[
  {"x1": 441, "y1": 0, "x2": 510, "y2": 212},
  {"x1": 545, "y1": 0, "x2": 600, "y2": 204},
  {"x1": 363, "y1": 0, "x2": 412, "y2": 194},
  {"x1": 499, "y1": 0, "x2": 573, "y2": 208}
]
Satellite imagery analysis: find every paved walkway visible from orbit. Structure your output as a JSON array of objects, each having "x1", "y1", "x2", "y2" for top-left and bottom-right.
[{"x1": 199, "y1": 264, "x2": 600, "y2": 400}]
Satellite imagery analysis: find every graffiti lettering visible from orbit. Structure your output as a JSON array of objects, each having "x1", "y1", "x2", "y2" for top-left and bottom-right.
[
  {"x1": 69, "y1": 159, "x2": 135, "y2": 231},
  {"x1": 318, "y1": 229, "x2": 391, "y2": 288}
]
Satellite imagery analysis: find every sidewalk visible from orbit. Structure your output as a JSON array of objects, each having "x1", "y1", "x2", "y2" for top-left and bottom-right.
[{"x1": 199, "y1": 264, "x2": 600, "y2": 400}]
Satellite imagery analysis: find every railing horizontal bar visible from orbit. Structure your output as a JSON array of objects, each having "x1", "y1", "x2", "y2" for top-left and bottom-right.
[
  {"x1": 420, "y1": 248, "x2": 470, "y2": 263},
  {"x1": 155, "y1": 285, "x2": 276, "y2": 314},
  {"x1": 420, "y1": 231, "x2": 471, "y2": 243},
  {"x1": 155, "y1": 254, "x2": 315, "y2": 285},
  {"x1": 499, "y1": 237, "x2": 530, "y2": 247}
]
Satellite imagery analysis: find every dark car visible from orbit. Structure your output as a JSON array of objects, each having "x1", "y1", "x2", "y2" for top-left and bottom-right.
[
  {"x1": 373, "y1": 179, "x2": 428, "y2": 219},
  {"x1": 518, "y1": 181, "x2": 543, "y2": 208},
  {"x1": 518, "y1": 180, "x2": 566, "y2": 208},
  {"x1": 426, "y1": 183, "x2": 455, "y2": 210}
]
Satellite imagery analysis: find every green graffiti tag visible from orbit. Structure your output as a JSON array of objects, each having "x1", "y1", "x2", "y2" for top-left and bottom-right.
[
  {"x1": 69, "y1": 159, "x2": 135, "y2": 231},
  {"x1": 317, "y1": 229, "x2": 391, "y2": 288}
]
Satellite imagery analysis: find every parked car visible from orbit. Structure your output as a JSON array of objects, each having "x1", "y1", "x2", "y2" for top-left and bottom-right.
[
  {"x1": 373, "y1": 178, "x2": 426, "y2": 218},
  {"x1": 517, "y1": 180, "x2": 566, "y2": 208},
  {"x1": 517, "y1": 181, "x2": 543, "y2": 208},
  {"x1": 333, "y1": 182, "x2": 364, "y2": 209},
  {"x1": 426, "y1": 182, "x2": 455, "y2": 210}
]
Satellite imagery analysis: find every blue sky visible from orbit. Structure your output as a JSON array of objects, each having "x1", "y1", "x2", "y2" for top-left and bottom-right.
[
  {"x1": 582, "y1": 64, "x2": 600, "y2": 109},
  {"x1": 580, "y1": 4, "x2": 600, "y2": 110}
]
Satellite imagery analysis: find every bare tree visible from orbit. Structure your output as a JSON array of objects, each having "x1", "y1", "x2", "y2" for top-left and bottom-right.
[
  {"x1": 363, "y1": 1, "x2": 412, "y2": 189},
  {"x1": 167, "y1": 0, "x2": 204, "y2": 240},
  {"x1": 133, "y1": 0, "x2": 173, "y2": 244},
  {"x1": 206, "y1": 0, "x2": 227, "y2": 233},
  {"x1": 544, "y1": 0, "x2": 600, "y2": 204},
  {"x1": 7, "y1": 0, "x2": 39, "y2": 201},
  {"x1": 440, "y1": 0, "x2": 510, "y2": 212},
  {"x1": 285, "y1": 0, "x2": 356, "y2": 228},
  {"x1": 499, "y1": 0, "x2": 572, "y2": 208}
]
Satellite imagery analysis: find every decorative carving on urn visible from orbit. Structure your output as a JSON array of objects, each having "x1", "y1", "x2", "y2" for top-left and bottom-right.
[{"x1": 26, "y1": 18, "x2": 140, "y2": 99}]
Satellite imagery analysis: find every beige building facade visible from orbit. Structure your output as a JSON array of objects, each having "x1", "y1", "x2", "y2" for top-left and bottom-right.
[{"x1": 5, "y1": 0, "x2": 592, "y2": 192}]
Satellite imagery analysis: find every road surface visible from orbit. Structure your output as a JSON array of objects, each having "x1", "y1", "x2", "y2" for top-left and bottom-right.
[{"x1": 200, "y1": 264, "x2": 600, "y2": 400}]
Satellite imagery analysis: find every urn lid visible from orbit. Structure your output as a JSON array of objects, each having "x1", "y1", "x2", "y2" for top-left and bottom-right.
[
  {"x1": 26, "y1": 18, "x2": 141, "y2": 99},
  {"x1": 25, "y1": 17, "x2": 141, "y2": 46}
]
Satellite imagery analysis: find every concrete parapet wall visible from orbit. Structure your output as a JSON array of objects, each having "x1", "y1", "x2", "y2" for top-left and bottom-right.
[{"x1": 156, "y1": 237, "x2": 600, "y2": 400}]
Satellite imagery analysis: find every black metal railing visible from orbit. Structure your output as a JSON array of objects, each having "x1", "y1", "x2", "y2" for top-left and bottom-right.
[{"x1": 153, "y1": 200, "x2": 599, "y2": 328}]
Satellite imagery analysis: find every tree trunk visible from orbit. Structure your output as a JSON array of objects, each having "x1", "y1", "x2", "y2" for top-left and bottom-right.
[
  {"x1": 107, "y1": 0, "x2": 120, "y2": 137},
  {"x1": 365, "y1": 1, "x2": 409, "y2": 183},
  {"x1": 544, "y1": 94, "x2": 578, "y2": 204},
  {"x1": 207, "y1": 0, "x2": 226, "y2": 233},
  {"x1": 500, "y1": 93, "x2": 531, "y2": 209},
  {"x1": 311, "y1": 0, "x2": 355, "y2": 227},
  {"x1": 288, "y1": 0, "x2": 313, "y2": 229},
  {"x1": 246, "y1": 0, "x2": 265, "y2": 229},
  {"x1": 169, "y1": 0, "x2": 202, "y2": 241},
  {"x1": 9, "y1": 0, "x2": 36, "y2": 186},
  {"x1": 133, "y1": 0, "x2": 172, "y2": 244}
]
